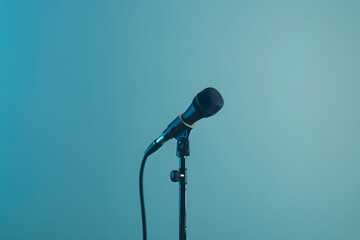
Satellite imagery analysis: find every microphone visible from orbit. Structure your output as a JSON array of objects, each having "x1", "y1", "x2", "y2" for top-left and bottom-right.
[{"x1": 144, "y1": 87, "x2": 224, "y2": 157}]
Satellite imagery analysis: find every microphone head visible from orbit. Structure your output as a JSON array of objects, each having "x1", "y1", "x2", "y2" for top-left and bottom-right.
[
  {"x1": 193, "y1": 87, "x2": 224, "y2": 117},
  {"x1": 181, "y1": 87, "x2": 224, "y2": 125}
]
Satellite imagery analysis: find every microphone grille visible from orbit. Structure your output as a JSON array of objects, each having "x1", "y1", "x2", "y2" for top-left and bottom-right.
[{"x1": 195, "y1": 87, "x2": 224, "y2": 116}]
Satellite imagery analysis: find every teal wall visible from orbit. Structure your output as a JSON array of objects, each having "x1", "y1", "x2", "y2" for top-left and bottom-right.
[{"x1": 1, "y1": 1, "x2": 360, "y2": 239}]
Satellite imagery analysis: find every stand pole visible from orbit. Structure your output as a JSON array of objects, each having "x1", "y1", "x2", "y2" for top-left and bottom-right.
[
  {"x1": 179, "y1": 154, "x2": 187, "y2": 240},
  {"x1": 170, "y1": 134, "x2": 190, "y2": 240}
]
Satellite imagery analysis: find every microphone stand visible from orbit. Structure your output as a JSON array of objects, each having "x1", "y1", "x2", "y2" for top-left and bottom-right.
[{"x1": 170, "y1": 128, "x2": 191, "y2": 240}]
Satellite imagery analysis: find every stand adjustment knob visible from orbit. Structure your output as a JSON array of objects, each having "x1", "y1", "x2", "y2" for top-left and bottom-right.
[{"x1": 170, "y1": 170, "x2": 181, "y2": 182}]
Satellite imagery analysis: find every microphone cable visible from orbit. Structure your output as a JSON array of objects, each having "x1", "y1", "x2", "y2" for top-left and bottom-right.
[{"x1": 139, "y1": 154, "x2": 149, "y2": 240}]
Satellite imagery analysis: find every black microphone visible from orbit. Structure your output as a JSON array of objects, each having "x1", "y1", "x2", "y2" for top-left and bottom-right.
[{"x1": 144, "y1": 87, "x2": 224, "y2": 157}]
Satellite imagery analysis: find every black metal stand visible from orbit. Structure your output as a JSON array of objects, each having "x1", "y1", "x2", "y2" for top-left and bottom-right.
[{"x1": 170, "y1": 130, "x2": 190, "y2": 240}]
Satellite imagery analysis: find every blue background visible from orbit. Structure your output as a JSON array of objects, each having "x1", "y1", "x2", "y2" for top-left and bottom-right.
[{"x1": 1, "y1": 1, "x2": 360, "y2": 239}]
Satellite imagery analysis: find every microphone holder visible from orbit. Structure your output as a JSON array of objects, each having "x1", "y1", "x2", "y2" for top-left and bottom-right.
[{"x1": 170, "y1": 128, "x2": 191, "y2": 240}]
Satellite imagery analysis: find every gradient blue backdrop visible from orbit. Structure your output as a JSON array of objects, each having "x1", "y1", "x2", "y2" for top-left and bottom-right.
[{"x1": 1, "y1": 1, "x2": 360, "y2": 239}]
